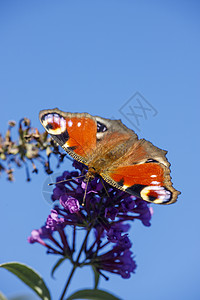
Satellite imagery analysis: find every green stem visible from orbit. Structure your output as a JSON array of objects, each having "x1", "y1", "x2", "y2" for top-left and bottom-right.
[
  {"x1": 76, "y1": 227, "x2": 91, "y2": 263},
  {"x1": 59, "y1": 227, "x2": 91, "y2": 300},
  {"x1": 60, "y1": 265, "x2": 76, "y2": 300}
]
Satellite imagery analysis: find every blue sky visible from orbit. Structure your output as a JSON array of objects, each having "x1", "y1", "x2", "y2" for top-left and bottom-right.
[{"x1": 0, "y1": 1, "x2": 200, "y2": 299}]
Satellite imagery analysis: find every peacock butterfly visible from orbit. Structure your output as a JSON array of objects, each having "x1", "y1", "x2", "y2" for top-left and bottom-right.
[{"x1": 39, "y1": 108, "x2": 180, "y2": 204}]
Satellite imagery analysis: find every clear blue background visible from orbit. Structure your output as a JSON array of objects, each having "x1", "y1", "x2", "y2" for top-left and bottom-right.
[{"x1": 0, "y1": 1, "x2": 200, "y2": 299}]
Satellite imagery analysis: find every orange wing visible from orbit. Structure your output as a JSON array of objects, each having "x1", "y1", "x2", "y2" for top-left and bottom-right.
[
  {"x1": 39, "y1": 108, "x2": 97, "y2": 164},
  {"x1": 100, "y1": 139, "x2": 180, "y2": 204},
  {"x1": 101, "y1": 162, "x2": 179, "y2": 204}
]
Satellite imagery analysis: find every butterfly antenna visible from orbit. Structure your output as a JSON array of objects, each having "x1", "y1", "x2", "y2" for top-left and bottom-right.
[
  {"x1": 100, "y1": 178, "x2": 110, "y2": 198},
  {"x1": 48, "y1": 175, "x2": 86, "y2": 186},
  {"x1": 82, "y1": 179, "x2": 89, "y2": 206}
]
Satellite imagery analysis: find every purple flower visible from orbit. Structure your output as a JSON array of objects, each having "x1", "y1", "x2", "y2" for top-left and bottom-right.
[
  {"x1": 119, "y1": 250, "x2": 136, "y2": 278},
  {"x1": 51, "y1": 187, "x2": 64, "y2": 201},
  {"x1": 60, "y1": 195, "x2": 80, "y2": 213},
  {"x1": 28, "y1": 226, "x2": 52, "y2": 246},
  {"x1": 117, "y1": 235, "x2": 132, "y2": 250},
  {"x1": 29, "y1": 160, "x2": 153, "y2": 280},
  {"x1": 46, "y1": 209, "x2": 65, "y2": 230},
  {"x1": 132, "y1": 199, "x2": 153, "y2": 226},
  {"x1": 107, "y1": 223, "x2": 130, "y2": 243},
  {"x1": 94, "y1": 247, "x2": 136, "y2": 279},
  {"x1": 105, "y1": 207, "x2": 119, "y2": 220},
  {"x1": 121, "y1": 196, "x2": 136, "y2": 212}
]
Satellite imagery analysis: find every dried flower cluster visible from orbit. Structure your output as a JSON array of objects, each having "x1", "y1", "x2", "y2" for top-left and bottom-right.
[{"x1": 0, "y1": 118, "x2": 66, "y2": 181}]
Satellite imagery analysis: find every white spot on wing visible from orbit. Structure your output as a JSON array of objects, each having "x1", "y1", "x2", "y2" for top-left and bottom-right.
[
  {"x1": 54, "y1": 114, "x2": 60, "y2": 124},
  {"x1": 47, "y1": 114, "x2": 53, "y2": 123},
  {"x1": 60, "y1": 118, "x2": 66, "y2": 130},
  {"x1": 68, "y1": 120, "x2": 73, "y2": 127},
  {"x1": 151, "y1": 181, "x2": 160, "y2": 185}
]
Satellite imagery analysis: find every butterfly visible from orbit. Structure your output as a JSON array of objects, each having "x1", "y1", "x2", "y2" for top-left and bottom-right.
[{"x1": 39, "y1": 108, "x2": 180, "y2": 205}]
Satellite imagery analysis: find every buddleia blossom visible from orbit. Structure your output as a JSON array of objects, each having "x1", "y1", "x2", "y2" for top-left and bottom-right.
[{"x1": 28, "y1": 161, "x2": 153, "y2": 281}]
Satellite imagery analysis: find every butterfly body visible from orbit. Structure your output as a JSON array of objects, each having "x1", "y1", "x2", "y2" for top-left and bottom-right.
[{"x1": 39, "y1": 108, "x2": 180, "y2": 204}]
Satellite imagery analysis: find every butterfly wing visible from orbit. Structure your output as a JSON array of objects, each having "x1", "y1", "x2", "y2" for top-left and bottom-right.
[
  {"x1": 100, "y1": 139, "x2": 180, "y2": 204},
  {"x1": 39, "y1": 108, "x2": 98, "y2": 164},
  {"x1": 39, "y1": 108, "x2": 137, "y2": 165},
  {"x1": 39, "y1": 108, "x2": 180, "y2": 204}
]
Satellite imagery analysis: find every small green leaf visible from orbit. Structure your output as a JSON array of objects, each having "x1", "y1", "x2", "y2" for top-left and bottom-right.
[
  {"x1": 66, "y1": 289, "x2": 122, "y2": 300},
  {"x1": 92, "y1": 266, "x2": 100, "y2": 289},
  {"x1": 0, "y1": 262, "x2": 51, "y2": 300},
  {"x1": 51, "y1": 257, "x2": 66, "y2": 278},
  {"x1": 0, "y1": 292, "x2": 8, "y2": 300}
]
